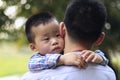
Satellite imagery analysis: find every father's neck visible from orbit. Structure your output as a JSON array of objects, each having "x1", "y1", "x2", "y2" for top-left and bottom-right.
[{"x1": 64, "y1": 35, "x2": 91, "y2": 54}]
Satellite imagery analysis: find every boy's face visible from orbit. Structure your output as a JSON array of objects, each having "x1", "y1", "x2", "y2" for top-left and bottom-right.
[{"x1": 30, "y1": 20, "x2": 64, "y2": 55}]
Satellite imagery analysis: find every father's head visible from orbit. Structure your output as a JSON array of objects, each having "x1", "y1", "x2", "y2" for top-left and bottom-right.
[{"x1": 60, "y1": 0, "x2": 107, "y2": 48}]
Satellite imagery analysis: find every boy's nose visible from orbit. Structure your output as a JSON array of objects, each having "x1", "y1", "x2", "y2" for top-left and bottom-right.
[{"x1": 51, "y1": 39, "x2": 58, "y2": 45}]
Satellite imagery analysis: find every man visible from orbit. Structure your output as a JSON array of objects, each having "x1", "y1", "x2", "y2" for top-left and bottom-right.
[{"x1": 21, "y1": 0, "x2": 116, "y2": 80}]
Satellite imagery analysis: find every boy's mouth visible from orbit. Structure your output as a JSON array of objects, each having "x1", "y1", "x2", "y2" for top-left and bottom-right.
[{"x1": 52, "y1": 47, "x2": 61, "y2": 53}]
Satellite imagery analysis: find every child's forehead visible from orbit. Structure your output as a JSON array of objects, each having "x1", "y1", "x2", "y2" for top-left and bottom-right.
[
  {"x1": 32, "y1": 21, "x2": 59, "y2": 35},
  {"x1": 47, "y1": 19, "x2": 59, "y2": 25},
  {"x1": 42, "y1": 19, "x2": 59, "y2": 27},
  {"x1": 39, "y1": 19, "x2": 59, "y2": 27}
]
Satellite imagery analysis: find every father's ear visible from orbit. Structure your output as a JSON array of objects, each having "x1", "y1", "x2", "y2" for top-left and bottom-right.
[
  {"x1": 59, "y1": 22, "x2": 66, "y2": 38},
  {"x1": 95, "y1": 32, "x2": 105, "y2": 46}
]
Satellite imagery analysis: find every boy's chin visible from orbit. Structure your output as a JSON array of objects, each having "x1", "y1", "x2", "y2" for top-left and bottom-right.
[{"x1": 51, "y1": 50, "x2": 62, "y2": 54}]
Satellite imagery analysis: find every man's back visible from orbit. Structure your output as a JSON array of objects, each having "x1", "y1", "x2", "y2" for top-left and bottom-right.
[{"x1": 22, "y1": 63, "x2": 116, "y2": 80}]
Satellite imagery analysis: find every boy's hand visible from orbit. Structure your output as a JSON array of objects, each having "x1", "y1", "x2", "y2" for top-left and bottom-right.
[
  {"x1": 81, "y1": 50, "x2": 103, "y2": 63},
  {"x1": 58, "y1": 53, "x2": 86, "y2": 68}
]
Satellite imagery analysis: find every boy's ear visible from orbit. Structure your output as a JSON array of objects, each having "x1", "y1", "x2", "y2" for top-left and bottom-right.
[
  {"x1": 59, "y1": 22, "x2": 66, "y2": 38},
  {"x1": 95, "y1": 32, "x2": 105, "y2": 46},
  {"x1": 29, "y1": 43, "x2": 37, "y2": 52}
]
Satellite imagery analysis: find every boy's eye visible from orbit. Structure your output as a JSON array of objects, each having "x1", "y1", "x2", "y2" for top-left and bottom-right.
[
  {"x1": 43, "y1": 37, "x2": 49, "y2": 40},
  {"x1": 56, "y1": 34, "x2": 61, "y2": 37}
]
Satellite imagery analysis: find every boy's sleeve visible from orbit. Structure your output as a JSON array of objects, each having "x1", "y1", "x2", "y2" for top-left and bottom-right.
[
  {"x1": 28, "y1": 53, "x2": 61, "y2": 72},
  {"x1": 95, "y1": 50, "x2": 109, "y2": 66}
]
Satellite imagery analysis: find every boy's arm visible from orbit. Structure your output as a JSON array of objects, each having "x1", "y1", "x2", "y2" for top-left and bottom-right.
[
  {"x1": 28, "y1": 53, "x2": 61, "y2": 72},
  {"x1": 95, "y1": 50, "x2": 109, "y2": 66}
]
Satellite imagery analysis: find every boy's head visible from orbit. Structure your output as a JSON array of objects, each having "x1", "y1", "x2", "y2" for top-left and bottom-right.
[
  {"x1": 63, "y1": 0, "x2": 107, "y2": 45},
  {"x1": 25, "y1": 12, "x2": 64, "y2": 54}
]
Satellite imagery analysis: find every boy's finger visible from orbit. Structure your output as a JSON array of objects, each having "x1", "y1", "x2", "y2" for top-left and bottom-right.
[
  {"x1": 92, "y1": 54, "x2": 102, "y2": 63},
  {"x1": 85, "y1": 54, "x2": 94, "y2": 62},
  {"x1": 81, "y1": 50, "x2": 86, "y2": 54},
  {"x1": 79, "y1": 59, "x2": 87, "y2": 68},
  {"x1": 81, "y1": 61, "x2": 87, "y2": 69},
  {"x1": 81, "y1": 50, "x2": 88, "y2": 55},
  {"x1": 74, "y1": 61, "x2": 81, "y2": 68},
  {"x1": 81, "y1": 51, "x2": 92, "y2": 60},
  {"x1": 92, "y1": 55, "x2": 97, "y2": 63},
  {"x1": 76, "y1": 56, "x2": 87, "y2": 68}
]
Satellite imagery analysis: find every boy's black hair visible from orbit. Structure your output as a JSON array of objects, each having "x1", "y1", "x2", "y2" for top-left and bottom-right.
[
  {"x1": 64, "y1": 0, "x2": 107, "y2": 43},
  {"x1": 25, "y1": 12, "x2": 56, "y2": 43}
]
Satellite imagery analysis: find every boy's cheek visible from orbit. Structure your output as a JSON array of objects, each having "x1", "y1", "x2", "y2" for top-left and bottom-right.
[{"x1": 39, "y1": 45, "x2": 50, "y2": 54}]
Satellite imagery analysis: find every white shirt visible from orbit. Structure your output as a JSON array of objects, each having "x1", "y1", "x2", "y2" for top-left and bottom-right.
[{"x1": 21, "y1": 52, "x2": 116, "y2": 80}]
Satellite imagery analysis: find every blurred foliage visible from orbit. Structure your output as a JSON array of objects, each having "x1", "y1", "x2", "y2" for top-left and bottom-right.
[
  {"x1": 0, "y1": 0, "x2": 120, "y2": 52},
  {"x1": 100, "y1": 0, "x2": 120, "y2": 52},
  {"x1": 0, "y1": 0, "x2": 120, "y2": 79}
]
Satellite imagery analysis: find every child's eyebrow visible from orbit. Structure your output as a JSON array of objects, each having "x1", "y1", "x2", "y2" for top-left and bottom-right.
[
  {"x1": 52, "y1": 30, "x2": 58, "y2": 33},
  {"x1": 52, "y1": 28, "x2": 59, "y2": 33},
  {"x1": 42, "y1": 33, "x2": 49, "y2": 37}
]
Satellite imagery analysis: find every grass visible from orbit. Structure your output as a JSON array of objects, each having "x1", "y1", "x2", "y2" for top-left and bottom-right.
[{"x1": 0, "y1": 42, "x2": 32, "y2": 77}]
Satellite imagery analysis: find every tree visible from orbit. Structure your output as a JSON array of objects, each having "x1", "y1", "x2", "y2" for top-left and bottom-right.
[{"x1": 0, "y1": 0, "x2": 120, "y2": 51}]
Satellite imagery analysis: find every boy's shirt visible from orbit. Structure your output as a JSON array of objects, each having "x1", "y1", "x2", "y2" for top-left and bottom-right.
[
  {"x1": 28, "y1": 53, "x2": 61, "y2": 72},
  {"x1": 28, "y1": 50, "x2": 108, "y2": 72}
]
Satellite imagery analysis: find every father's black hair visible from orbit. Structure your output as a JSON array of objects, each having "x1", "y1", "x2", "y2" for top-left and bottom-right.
[
  {"x1": 25, "y1": 12, "x2": 56, "y2": 43},
  {"x1": 64, "y1": 0, "x2": 107, "y2": 43}
]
